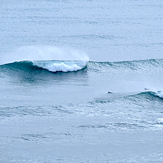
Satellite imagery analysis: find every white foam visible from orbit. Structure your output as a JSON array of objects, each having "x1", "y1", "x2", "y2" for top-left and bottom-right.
[
  {"x1": 44, "y1": 63, "x2": 81, "y2": 72},
  {"x1": 33, "y1": 60, "x2": 87, "y2": 72}
]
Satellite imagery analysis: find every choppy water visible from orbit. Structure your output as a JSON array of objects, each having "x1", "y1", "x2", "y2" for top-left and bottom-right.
[{"x1": 1, "y1": 0, "x2": 163, "y2": 163}]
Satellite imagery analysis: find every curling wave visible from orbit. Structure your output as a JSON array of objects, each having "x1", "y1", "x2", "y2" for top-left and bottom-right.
[{"x1": 1, "y1": 60, "x2": 88, "y2": 73}]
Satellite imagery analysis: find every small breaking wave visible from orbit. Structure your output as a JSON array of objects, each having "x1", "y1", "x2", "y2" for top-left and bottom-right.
[{"x1": 133, "y1": 89, "x2": 163, "y2": 100}]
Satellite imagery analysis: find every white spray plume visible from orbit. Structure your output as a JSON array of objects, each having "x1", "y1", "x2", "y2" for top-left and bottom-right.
[{"x1": 0, "y1": 45, "x2": 89, "y2": 65}]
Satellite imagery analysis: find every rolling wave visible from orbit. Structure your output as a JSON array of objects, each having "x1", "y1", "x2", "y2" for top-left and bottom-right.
[{"x1": 0, "y1": 60, "x2": 88, "y2": 73}]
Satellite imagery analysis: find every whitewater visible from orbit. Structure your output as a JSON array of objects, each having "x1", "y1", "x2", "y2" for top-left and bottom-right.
[{"x1": 1, "y1": 0, "x2": 163, "y2": 163}]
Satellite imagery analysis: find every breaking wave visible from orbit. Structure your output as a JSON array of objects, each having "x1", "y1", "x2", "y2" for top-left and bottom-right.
[
  {"x1": 144, "y1": 90, "x2": 163, "y2": 99},
  {"x1": 1, "y1": 60, "x2": 87, "y2": 73},
  {"x1": 0, "y1": 46, "x2": 89, "y2": 72}
]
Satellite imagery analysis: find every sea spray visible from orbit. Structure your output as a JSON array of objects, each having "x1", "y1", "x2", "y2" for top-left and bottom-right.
[{"x1": 0, "y1": 46, "x2": 89, "y2": 65}]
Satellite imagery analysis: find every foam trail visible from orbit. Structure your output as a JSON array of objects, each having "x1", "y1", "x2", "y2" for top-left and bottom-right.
[{"x1": 0, "y1": 46, "x2": 89, "y2": 65}]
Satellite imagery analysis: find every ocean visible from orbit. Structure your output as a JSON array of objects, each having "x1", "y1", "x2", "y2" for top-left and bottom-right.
[{"x1": 1, "y1": 0, "x2": 163, "y2": 163}]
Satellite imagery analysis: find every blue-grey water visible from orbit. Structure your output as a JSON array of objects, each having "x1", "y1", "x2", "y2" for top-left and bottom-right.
[{"x1": 1, "y1": 1, "x2": 163, "y2": 163}]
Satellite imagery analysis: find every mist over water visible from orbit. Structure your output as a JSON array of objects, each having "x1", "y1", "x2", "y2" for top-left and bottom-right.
[
  {"x1": 1, "y1": 0, "x2": 163, "y2": 163},
  {"x1": 0, "y1": 46, "x2": 89, "y2": 65}
]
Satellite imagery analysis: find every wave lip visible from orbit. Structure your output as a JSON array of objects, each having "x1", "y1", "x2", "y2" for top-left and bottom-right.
[{"x1": 33, "y1": 60, "x2": 88, "y2": 72}]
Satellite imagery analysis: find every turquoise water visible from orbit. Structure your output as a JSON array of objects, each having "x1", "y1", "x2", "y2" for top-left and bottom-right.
[{"x1": 1, "y1": 1, "x2": 163, "y2": 163}]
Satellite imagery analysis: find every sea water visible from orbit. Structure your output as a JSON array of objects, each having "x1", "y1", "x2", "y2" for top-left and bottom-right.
[{"x1": 1, "y1": 0, "x2": 163, "y2": 163}]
